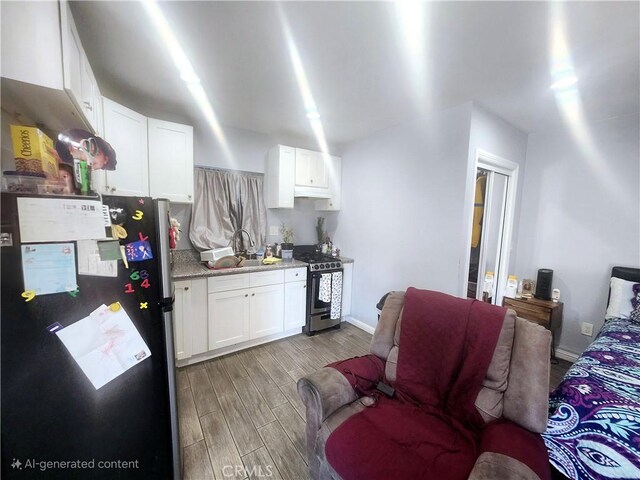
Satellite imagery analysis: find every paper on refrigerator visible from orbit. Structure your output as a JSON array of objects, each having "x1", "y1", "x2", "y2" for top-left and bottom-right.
[
  {"x1": 56, "y1": 303, "x2": 151, "y2": 389},
  {"x1": 76, "y1": 239, "x2": 118, "y2": 277}
]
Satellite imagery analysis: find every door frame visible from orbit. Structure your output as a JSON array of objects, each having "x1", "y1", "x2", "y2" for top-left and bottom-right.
[{"x1": 461, "y1": 149, "x2": 519, "y2": 306}]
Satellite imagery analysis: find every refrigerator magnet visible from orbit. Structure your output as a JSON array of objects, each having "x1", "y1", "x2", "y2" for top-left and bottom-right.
[{"x1": 124, "y1": 240, "x2": 153, "y2": 262}]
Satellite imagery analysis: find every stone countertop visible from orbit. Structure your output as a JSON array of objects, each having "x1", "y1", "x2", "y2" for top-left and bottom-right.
[
  {"x1": 172, "y1": 250, "x2": 354, "y2": 280},
  {"x1": 171, "y1": 250, "x2": 308, "y2": 280}
]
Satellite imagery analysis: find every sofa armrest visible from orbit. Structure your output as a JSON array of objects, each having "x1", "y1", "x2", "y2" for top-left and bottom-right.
[
  {"x1": 297, "y1": 367, "x2": 358, "y2": 426},
  {"x1": 469, "y1": 420, "x2": 551, "y2": 480}
]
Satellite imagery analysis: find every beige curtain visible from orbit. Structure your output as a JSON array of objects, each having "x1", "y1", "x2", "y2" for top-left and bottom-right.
[{"x1": 189, "y1": 168, "x2": 267, "y2": 252}]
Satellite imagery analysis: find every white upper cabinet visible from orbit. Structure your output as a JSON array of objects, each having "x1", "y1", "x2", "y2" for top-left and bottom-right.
[
  {"x1": 148, "y1": 119, "x2": 194, "y2": 203},
  {"x1": 315, "y1": 155, "x2": 342, "y2": 211},
  {"x1": 295, "y1": 148, "x2": 327, "y2": 188},
  {"x1": 102, "y1": 98, "x2": 149, "y2": 197},
  {"x1": 1, "y1": 1, "x2": 100, "y2": 133},
  {"x1": 266, "y1": 144, "x2": 341, "y2": 210},
  {"x1": 100, "y1": 98, "x2": 194, "y2": 201},
  {"x1": 266, "y1": 145, "x2": 295, "y2": 209}
]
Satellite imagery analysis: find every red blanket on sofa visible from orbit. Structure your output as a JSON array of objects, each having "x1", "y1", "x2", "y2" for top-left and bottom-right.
[{"x1": 325, "y1": 288, "x2": 506, "y2": 480}]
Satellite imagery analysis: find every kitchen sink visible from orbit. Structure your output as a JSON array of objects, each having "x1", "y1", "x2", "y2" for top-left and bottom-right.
[{"x1": 240, "y1": 259, "x2": 263, "y2": 267}]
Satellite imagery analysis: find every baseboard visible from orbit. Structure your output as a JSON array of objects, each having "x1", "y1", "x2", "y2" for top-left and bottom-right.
[
  {"x1": 555, "y1": 348, "x2": 579, "y2": 363},
  {"x1": 345, "y1": 316, "x2": 376, "y2": 335}
]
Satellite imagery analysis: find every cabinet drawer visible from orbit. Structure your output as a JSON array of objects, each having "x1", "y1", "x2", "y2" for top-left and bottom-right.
[
  {"x1": 250, "y1": 269, "x2": 285, "y2": 287},
  {"x1": 207, "y1": 273, "x2": 250, "y2": 293},
  {"x1": 503, "y1": 301, "x2": 551, "y2": 327},
  {"x1": 285, "y1": 267, "x2": 307, "y2": 283}
]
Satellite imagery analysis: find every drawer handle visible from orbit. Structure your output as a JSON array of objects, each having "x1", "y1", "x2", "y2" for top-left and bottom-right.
[
  {"x1": 184, "y1": 287, "x2": 189, "y2": 291},
  {"x1": 303, "y1": 285, "x2": 306, "y2": 289},
  {"x1": 245, "y1": 294, "x2": 248, "y2": 297},
  {"x1": 251, "y1": 293, "x2": 255, "y2": 297},
  {"x1": 295, "y1": 273, "x2": 298, "y2": 276}
]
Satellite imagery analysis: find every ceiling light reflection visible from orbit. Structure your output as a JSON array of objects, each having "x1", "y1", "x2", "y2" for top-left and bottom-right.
[
  {"x1": 141, "y1": 0, "x2": 233, "y2": 165},
  {"x1": 548, "y1": 2, "x2": 618, "y2": 199},
  {"x1": 277, "y1": 4, "x2": 330, "y2": 158},
  {"x1": 394, "y1": 0, "x2": 431, "y2": 113}
]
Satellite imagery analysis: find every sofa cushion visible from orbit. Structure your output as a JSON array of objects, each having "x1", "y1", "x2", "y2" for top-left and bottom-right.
[
  {"x1": 503, "y1": 317, "x2": 551, "y2": 433},
  {"x1": 474, "y1": 309, "x2": 516, "y2": 422},
  {"x1": 370, "y1": 291, "x2": 405, "y2": 360},
  {"x1": 325, "y1": 395, "x2": 479, "y2": 479}
]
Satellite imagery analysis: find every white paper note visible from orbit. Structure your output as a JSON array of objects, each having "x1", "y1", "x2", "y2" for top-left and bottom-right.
[
  {"x1": 17, "y1": 197, "x2": 107, "y2": 243},
  {"x1": 77, "y1": 239, "x2": 118, "y2": 277},
  {"x1": 56, "y1": 303, "x2": 152, "y2": 389},
  {"x1": 21, "y1": 243, "x2": 77, "y2": 295}
]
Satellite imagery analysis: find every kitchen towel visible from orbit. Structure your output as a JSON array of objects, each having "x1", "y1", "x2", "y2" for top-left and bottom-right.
[
  {"x1": 319, "y1": 273, "x2": 332, "y2": 303},
  {"x1": 331, "y1": 271, "x2": 343, "y2": 320}
]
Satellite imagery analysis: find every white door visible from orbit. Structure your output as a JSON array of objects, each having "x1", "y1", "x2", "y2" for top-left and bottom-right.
[
  {"x1": 284, "y1": 280, "x2": 307, "y2": 330},
  {"x1": 208, "y1": 289, "x2": 250, "y2": 349},
  {"x1": 310, "y1": 151, "x2": 328, "y2": 188},
  {"x1": 148, "y1": 118, "x2": 194, "y2": 203},
  {"x1": 173, "y1": 281, "x2": 192, "y2": 360},
  {"x1": 249, "y1": 284, "x2": 284, "y2": 339},
  {"x1": 102, "y1": 97, "x2": 149, "y2": 196}
]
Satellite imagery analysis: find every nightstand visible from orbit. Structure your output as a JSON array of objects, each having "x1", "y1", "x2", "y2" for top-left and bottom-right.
[{"x1": 502, "y1": 296, "x2": 563, "y2": 362}]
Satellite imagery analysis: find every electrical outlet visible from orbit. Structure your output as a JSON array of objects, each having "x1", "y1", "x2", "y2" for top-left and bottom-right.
[
  {"x1": 269, "y1": 225, "x2": 279, "y2": 236},
  {"x1": 581, "y1": 322, "x2": 594, "y2": 336}
]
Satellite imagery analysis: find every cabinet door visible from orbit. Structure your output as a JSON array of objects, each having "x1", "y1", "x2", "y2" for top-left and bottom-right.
[
  {"x1": 174, "y1": 280, "x2": 192, "y2": 360},
  {"x1": 209, "y1": 289, "x2": 251, "y2": 349},
  {"x1": 294, "y1": 148, "x2": 313, "y2": 187},
  {"x1": 341, "y1": 263, "x2": 353, "y2": 317},
  {"x1": 284, "y1": 280, "x2": 307, "y2": 331},
  {"x1": 190, "y1": 278, "x2": 208, "y2": 356},
  {"x1": 315, "y1": 155, "x2": 341, "y2": 211},
  {"x1": 60, "y1": 1, "x2": 83, "y2": 109},
  {"x1": 148, "y1": 118, "x2": 194, "y2": 203},
  {"x1": 102, "y1": 97, "x2": 149, "y2": 196},
  {"x1": 250, "y1": 284, "x2": 284, "y2": 339},
  {"x1": 1, "y1": 1, "x2": 64, "y2": 90},
  {"x1": 310, "y1": 151, "x2": 328, "y2": 188},
  {"x1": 79, "y1": 57, "x2": 99, "y2": 132},
  {"x1": 265, "y1": 145, "x2": 295, "y2": 209}
]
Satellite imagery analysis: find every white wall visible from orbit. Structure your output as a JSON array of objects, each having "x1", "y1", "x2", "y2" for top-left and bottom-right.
[
  {"x1": 462, "y1": 104, "x2": 529, "y2": 294},
  {"x1": 515, "y1": 112, "x2": 640, "y2": 356},
  {"x1": 172, "y1": 122, "x2": 343, "y2": 249},
  {"x1": 333, "y1": 103, "x2": 473, "y2": 328}
]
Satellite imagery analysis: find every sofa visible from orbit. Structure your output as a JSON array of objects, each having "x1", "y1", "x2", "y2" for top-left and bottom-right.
[{"x1": 297, "y1": 289, "x2": 552, "y2": 480}]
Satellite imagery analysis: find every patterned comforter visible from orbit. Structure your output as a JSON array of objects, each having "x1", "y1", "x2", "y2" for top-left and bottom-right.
[{"x1": 542, "y1": 318, "x2": 640, "y2": 479}]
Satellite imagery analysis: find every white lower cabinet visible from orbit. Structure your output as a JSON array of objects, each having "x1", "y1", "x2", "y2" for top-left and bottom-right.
[
  {"x1": 206, "y1": 268, "x2": 307, "y2": 352},
  {"x1": 208, "y1": 288, "x2": 251, "y2": 350},
  {"x1": 284, "y1": 280, "x2": 307, "y2": 330},
  {"x1": 249, "y1": 284, "x2": 284, "y2": 339},
  {"x1": 173, "y1": 279, "x2": 208, "y2": 361}
]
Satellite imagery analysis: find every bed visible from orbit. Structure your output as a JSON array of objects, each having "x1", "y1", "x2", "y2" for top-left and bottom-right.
[{"x1": 542, "y1": 267, "x2": 640, "y2": 480}]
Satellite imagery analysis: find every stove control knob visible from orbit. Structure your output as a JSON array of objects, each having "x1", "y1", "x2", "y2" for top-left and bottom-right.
[
  {"x1": 331, "y1": 263, "x2": 336, "y2": 268},
  {"x1": 319, "y1": 264, "x2": 325, "y2": 269},
  {"x1": 313, "y1": 265, "x2": 320, "y2": 270}
]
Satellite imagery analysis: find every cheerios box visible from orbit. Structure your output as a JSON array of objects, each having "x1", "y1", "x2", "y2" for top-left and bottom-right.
[{"x1": 10, "y1": 125, "x2": 59, "y2": 178}]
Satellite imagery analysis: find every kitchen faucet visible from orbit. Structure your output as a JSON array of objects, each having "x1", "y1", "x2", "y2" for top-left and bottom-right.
[{"x1": 229, "y1": 229, "x2": 255, "y2": 256}]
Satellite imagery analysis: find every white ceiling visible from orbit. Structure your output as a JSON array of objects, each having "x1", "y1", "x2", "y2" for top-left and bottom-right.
[{"x1": 71, "y1": 1, "x2": 639, "y2": 145}]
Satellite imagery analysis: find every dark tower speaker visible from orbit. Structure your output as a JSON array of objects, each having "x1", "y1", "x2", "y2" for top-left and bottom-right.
[{"x1": 535, "y1": 269, "x2": 553, "y2": 300}]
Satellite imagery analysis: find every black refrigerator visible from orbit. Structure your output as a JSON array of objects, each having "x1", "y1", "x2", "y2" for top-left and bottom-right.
[{"x1": 1, "y1": 193, "x2": 180, "y2": 479}]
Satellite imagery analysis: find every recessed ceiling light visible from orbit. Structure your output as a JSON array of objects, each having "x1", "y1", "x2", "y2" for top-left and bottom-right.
[
  {"x1": 550, "y1": 76, "x2": 578, "y2": 90},
  {"x1": 306, "y1": 111, "x2": 320, "y2": 120}
]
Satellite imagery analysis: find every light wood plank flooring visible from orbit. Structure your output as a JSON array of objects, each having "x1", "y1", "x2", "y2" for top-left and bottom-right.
[
  {"x1": 177, "y1": 323, "x2": 371, "y2": 480},
  {"x1": 177, "y1": 323, "x2": 572, "y2": 479}
]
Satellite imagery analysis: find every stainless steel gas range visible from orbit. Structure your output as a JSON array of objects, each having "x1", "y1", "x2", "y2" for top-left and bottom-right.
[{"x1": 292, "y1": 245, "x2": 343, "y2": 335}]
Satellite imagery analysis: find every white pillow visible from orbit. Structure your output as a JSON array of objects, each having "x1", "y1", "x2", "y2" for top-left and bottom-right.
[{"x1": 605, "y1": 277, "x2": 638, "y2": 319}]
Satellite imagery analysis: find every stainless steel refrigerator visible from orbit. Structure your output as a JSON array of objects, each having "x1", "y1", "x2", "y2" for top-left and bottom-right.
[{"x1": 1, "y1": 193, "x2": 180, "y2": 479}]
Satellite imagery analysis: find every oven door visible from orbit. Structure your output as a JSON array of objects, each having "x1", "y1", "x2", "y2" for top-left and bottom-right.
[{"x1": 309, "y1": 271, "x2": 333, "y2": 315}]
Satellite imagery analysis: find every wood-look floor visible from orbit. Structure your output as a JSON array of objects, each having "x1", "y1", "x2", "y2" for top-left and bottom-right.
[{"x1": 177, "y1": 323, "x2": 572, "y2": 480}]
